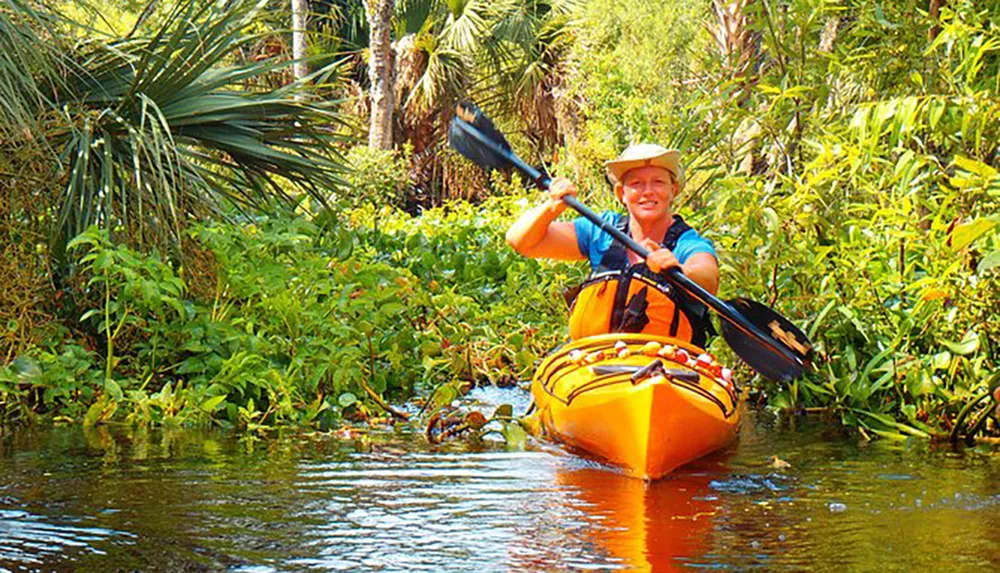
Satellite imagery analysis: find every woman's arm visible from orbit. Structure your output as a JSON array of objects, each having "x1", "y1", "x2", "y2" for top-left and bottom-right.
[
  {"x1": 505, "y1": 178, "x2": 586, "y2": 261},
  {"x1": 680, "y1": 252, "x2": 719, "y2": 295}
]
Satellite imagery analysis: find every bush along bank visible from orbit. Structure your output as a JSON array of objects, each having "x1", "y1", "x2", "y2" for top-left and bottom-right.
[
  {"x1": 1, "y1": 189, "x2": 997, "y2": 442},
  {"x1": 0, "y1": 194, "x2": 581, "y2": 432}
]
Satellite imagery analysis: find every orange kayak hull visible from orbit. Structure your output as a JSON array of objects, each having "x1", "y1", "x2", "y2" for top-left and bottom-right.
[{"x1": 531, "y1": 334, "x2": 741, "y2": 480}]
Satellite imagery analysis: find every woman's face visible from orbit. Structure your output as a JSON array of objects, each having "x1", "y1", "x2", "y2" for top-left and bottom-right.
[{"x1": 616, "y1": 165, "x2": 678, "y2": 225}]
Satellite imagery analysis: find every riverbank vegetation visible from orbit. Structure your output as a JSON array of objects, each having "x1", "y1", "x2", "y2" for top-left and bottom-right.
[{"x1": 1, "y1": 0, "x2": 998, "y2": 441}]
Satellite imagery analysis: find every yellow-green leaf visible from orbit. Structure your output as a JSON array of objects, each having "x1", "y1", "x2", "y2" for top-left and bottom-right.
[
  {"x1": 83, "y1": 397, "x2": 117, "y2": 428},
  {"x1": 105, "y1": 379, "x2": 123, "y2": 402},
  {"x1": 978, "y1": 250, "x2": 1000, "y2": 273},
  {"x1": 953, "y1": 155, "x2": 998, "y2": 179},
  {"x1": 950, "y1": 218, "x2": 998, "y2": 250},
  {"x1": 940, "y1": 331, "x2": 979, "y2": 356},
  {"x1": 200, "y1": 395, "x2": 228, "y2": 412}
]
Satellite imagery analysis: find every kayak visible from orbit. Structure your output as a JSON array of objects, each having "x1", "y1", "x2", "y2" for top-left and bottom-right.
[{"x1": 530, "y1": 333, "x2": 741, "y2": 480}]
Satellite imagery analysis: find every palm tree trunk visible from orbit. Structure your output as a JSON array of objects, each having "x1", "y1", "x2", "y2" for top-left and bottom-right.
[
  {"x1": 291, "y1": 0, "x2": 309, "y2": 82},
  {"x1": 366, "y1": 0, "x2": 395, "y2": 150}
]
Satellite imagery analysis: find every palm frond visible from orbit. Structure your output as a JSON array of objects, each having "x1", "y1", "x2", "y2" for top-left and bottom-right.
[
  {"x1": 3, "y1": 0, "x2": 353, "y2": 262},
  {"x1": 441, "y1": 0, "x2": 490, "y2": 52},
  {"x1": 0, "y1": 0, "x2": 78, "y2": 138}
]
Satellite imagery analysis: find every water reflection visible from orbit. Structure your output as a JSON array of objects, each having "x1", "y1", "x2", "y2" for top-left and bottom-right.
[
  {"x1": 0, "y1": 414, "x2": 997, "y2": 573},
  {"x1": 558, "y1": 465, "x2": 719, "y2": 572}
]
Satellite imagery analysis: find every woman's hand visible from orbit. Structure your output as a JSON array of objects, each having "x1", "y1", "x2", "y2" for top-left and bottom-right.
[
  {"x1": 547, "y1": 177, "x2": 578, "y2": 214},
  {"x1": 640, "y1": 238, "x2": 680, "y2": 273}
]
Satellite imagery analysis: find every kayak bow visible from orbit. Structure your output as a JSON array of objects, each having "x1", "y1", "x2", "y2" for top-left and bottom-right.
[{"x1": 531, "y1": 334, "x2": 741, "y2": 479}]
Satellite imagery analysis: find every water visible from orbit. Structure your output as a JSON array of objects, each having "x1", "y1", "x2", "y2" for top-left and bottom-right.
[{"x1": 0, "y1": 395, "x2": 997, "y2": 572}]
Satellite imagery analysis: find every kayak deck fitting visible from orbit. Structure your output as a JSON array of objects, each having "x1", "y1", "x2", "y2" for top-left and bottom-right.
[{"x1": 531, "y1": 333, "x2": 741, "y2": 480}]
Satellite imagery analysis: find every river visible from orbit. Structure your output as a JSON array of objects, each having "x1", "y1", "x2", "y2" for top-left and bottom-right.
[{"x1": 0, "y1": 389, "x2": 997, "y2": 572}]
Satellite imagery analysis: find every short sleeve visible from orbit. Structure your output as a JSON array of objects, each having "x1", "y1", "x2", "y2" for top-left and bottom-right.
[
  {"x1": 673, "y1": 228, "x2": 717, "y2": 263},
  {"x1": 573, "y1": 211, "x2": 621, "y2": 269}
]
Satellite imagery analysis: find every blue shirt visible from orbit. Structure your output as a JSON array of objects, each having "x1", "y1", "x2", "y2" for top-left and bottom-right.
[{"x1": 574, "y1": 211, "x2": 717, "y2": 269}]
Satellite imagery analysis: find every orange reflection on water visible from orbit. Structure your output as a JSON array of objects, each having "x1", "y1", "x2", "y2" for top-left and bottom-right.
[{"x1": 557, "y1": 462, "x2": 722, "y2": 573}]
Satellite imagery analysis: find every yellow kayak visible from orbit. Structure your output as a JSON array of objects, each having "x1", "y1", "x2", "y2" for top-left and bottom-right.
[{"x1": 531, "y1": 333, "x2": 741, "y2": 480}]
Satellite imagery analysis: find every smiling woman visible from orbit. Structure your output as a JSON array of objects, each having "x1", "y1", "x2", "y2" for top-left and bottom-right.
[{"x1": 505, "y1": 143, "x2": 718, "y2": 345}]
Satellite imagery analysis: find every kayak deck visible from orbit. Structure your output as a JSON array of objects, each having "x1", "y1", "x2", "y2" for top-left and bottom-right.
[{"x1": 531, "y1": 334, "x2": 741, "y2": 480}]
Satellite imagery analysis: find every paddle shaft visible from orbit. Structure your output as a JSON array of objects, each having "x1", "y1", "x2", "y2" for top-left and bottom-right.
[{"x1": 452, "y1": 118, "x2": 802, "y2": 368}]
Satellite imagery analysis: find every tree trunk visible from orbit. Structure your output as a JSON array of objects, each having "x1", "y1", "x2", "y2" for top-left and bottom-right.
[
  {"x1": 291, "y1": 0, "x2": 309, "y2": 84},
  {"x1": 366, "y1": 0, "x2": 395, "y2": 150},
  {"x1": 929, "y1": 0, "x2": 945, "y2": 41}
]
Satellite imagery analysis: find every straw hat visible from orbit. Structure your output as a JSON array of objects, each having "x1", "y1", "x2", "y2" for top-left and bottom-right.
[{"x1": 605, "y1": 143, "x2": 684, "y2": 189}]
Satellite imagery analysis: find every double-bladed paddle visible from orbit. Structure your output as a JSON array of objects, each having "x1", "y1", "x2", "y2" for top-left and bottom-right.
[{"x1": 448, "y1": 101, "x2": 813, "y2": 382}]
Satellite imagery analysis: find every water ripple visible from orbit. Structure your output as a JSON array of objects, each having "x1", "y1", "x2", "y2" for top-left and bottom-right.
[{"x1": 0, "y1": 508, "x2": 130, "y2": 568}]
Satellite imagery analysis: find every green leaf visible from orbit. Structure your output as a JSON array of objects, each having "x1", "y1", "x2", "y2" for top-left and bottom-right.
[
  {"x1": 420, "y1": 341, "x2": 443, "y2": 358},
  {"x1": 493, "y1": 404, "x2": 514, "y2": 420},
  {"x1": 200, "y1": 395, "x2": 228, "y2": 412},
  {"x1": 379, "y1": 302, "x2": 405, "y2": 316},
  {"x1": 336, "y1": 229, "x2": 355, "y2": 261},
  {"x1": 105, "y1": 379, "x2": 123, "y2": 402},
  {"x1": 431, "y1": 384, "x2": 459, "y2": 409},
  {"x1": 338, "y1": 392, "x2": 358, "y2": 408},
  {"x1": 501, "y1": 420, "x2": 528, "y2": 450},
  {"x1": 950, "y1": 218, "x2": 998, "y2": 250},
  {"x1": 978, "y1": 250, "x2": 1000, "y2": 273},
  {"x1": 80, "y1": 309, "x2": 102, "y2": 322},
  {"x1": 83, "y1": 396, "x2": 117, "y2": 427},
  {"x1": 940, "y1": 331, "x2": 979, "y2": 356},
  {"x1": 807, "y1": 299, "x2": 837, "y2": 340},
  {"x1": 11, "y1": 356, "x2": 41, "y2": 380},
  {"x1": 908, "y1": 369, "x2": 935, "y2": 397},
  {"x1": 931, "y1": 351, "x2": 952, "y2": 370},
  {"x1": 953, "y1": 155, "x2": 998, "y2": 179},
  {"x1": 66, "y1": 229, "x2": 100, "y2": 252}
]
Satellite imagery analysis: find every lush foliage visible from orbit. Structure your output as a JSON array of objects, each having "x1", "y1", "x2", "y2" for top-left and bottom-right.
[
  {"x1": 556, "y1": 0, "x2": 1000, "y2": 439},
  {"x1": 1, "y1": 0, "x2": 348, "y2": 265},
  {"x1": 0, "y1": 194, "x2": 576, "y2": 430},
  {"x1": 2, "y1": 0, "x2": 999, "y2": 441}
]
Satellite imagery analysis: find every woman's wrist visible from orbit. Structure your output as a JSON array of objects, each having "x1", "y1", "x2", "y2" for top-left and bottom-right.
[{"x1": 544, "y1": 198, "x2": 567, "y2": 217}]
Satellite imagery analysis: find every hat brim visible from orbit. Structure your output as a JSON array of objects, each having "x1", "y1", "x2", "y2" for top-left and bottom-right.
[{"x1": 605, "y1": 151, "x2": 683, "y2": 188}]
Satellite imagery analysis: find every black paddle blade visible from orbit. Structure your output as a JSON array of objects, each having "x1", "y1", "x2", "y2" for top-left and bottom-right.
[
  {"x1": 448, "y1": 101, "x2": 511, "y2": 171},
  {"x1": 721, "y1": 298, "x2": 813, "y2": 382}
]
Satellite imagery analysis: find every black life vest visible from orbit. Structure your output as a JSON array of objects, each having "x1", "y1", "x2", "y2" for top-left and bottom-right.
[{"x1": 566, "y1": 214, "x2": 714, "y2": 347}]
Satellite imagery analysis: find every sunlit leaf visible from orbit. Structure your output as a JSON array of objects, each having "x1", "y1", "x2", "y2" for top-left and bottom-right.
[
  {"x1": 939, "y1": 331, "x2": 979, "y2": 356},
  {"x1": 431, "y1": 383, "x2": 459, "y2": 408},
  {"x1": 953, "y1": 155, "x2": 998, "y2": 179},
  {"x1": 338, "y1": 392, "x2": 358, "y2": 408},
  {"x1": 950, "y1": 218, "x2": 998, "y2": 250},
  {"x1": 200, "y1": 395, "x2": 228, "y2": 412},
  {"x1": 919, "y1": 287, "x2": 950, "y2": 301},
  {"x1": 493, "y1": 404, "x2": 514, "y2": 420},
  {"x1": 501, "y1": 420, "x2": 527, "y2": 450},
  {"x1": 931, "y1": 351, "x2": 951, "y2": 370},
  {"x1": 105, "y1": 379, "x2": 123, "y2": 402},
  {"x1": 977, "y1": 250, "x2": 1000, "y2": 273}
]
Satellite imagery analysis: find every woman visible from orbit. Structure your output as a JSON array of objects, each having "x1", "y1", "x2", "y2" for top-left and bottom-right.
[{"x1": 505, "y1": 144, "x2": 719, "y2": 345}]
